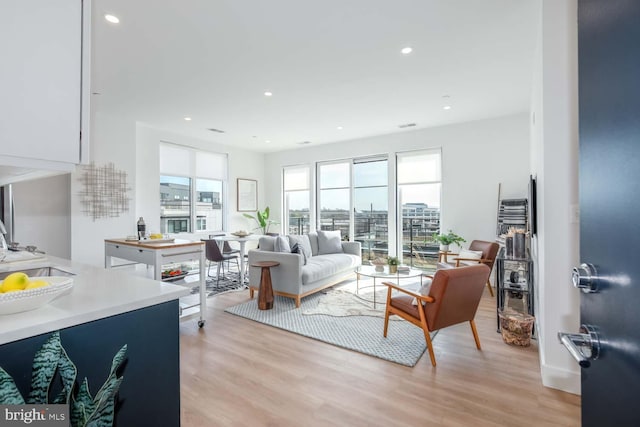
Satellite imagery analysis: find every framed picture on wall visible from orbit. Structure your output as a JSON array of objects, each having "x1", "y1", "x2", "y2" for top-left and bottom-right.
[{"x1": 237, "y1": 178, "x2": 257, "y2": 212}]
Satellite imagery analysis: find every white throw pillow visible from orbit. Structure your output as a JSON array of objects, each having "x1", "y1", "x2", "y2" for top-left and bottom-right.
[
  {"x1": 455, "y1": 249, "x2": 483, "y2": 265},
  {"x1": 411, "y1": 278, "x2": 433, "y2": 305},
  {"x1": 274, "y1": 235, "x2": 291, "y2": 253},
  {"x1": 317, "y1": 230, "x2": 343, "y2": 254}
]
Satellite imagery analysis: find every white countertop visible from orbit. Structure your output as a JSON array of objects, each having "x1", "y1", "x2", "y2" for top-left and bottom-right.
[{"x1": 0, "y1": 255, "x2": 190, "y2": 345}]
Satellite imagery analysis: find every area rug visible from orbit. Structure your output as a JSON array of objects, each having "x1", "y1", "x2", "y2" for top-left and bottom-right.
[
  {"x1": 301, "y1": 289, "x2": 402, "y2": 320},
  {"x1": 189, "y1": 271, "x2": 246, "y2": 297},
  {"x1": 225, "y1": 293, "x2": 428, "y2": 367}
]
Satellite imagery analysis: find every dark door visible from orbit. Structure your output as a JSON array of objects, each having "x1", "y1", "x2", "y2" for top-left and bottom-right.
[{"x1": 575, "y1": 1, "x2": 640, "y2": 425}]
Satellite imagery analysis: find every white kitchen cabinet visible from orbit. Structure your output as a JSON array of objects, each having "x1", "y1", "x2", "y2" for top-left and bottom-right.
[{"x1": 0, "y1": 0, "x2": 90, "y2": 172}]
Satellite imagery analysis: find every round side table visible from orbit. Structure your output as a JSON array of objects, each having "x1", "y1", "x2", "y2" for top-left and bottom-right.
[{"x1": 251, "y1": 261, "x2": 280, "y2": 310}]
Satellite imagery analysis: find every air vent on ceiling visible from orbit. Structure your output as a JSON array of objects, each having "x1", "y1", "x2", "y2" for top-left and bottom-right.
[
  {"x1": 398, "y1": 123, "x2": 416, "y2": 128},
  {"x1": 207, "y1": 128, "x2": 225, "y2": 133},
  {"x1": 296, "y1": 141, "x2": 312, "y2": 145}
]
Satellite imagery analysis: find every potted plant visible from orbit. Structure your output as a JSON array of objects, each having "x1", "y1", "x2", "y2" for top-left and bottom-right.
[
  {"x1": 432, "y1": 230, "x2": 466, "y2": 252},
  {"x1": 243, "y1": 207, "x2": 279, "y2": 235},
  {"x1": 387, "y1": 256, "x2": 399, "y2": 274}
]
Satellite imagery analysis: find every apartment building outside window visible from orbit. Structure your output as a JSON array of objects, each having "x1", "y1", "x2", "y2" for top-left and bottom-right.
[
  {"x1": 159, "y1": 143, "x2": 227, "y2": 233},
  {"x1": 397, "y1": 149, "x2": 442, "y2": 269}
]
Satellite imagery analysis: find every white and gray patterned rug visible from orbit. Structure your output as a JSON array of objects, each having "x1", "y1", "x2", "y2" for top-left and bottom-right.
[{"x1": 225, "y1": 292, "x2": 429, "y2": 367}]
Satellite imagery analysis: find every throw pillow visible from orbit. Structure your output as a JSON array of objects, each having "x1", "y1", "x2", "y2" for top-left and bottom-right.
[
  {"x1": 411, "y1": 278, "x2": 433, "y2": 305},
  {"x1": 455, "y1": 249, "x2": 483, "y2": 266},
  {"x1": 258, "y1": 236, "x2": 276, "y2": 251},
  {"x1": 317, "y1": 230, "x2": 343, "y2": 254},
  {"x1": 274, "y1": 235, "x2": 291, "y2": 253},
  {"x1": 290, "y1": 243, "x2": 308, "y2": 265},
  {"x1": 288, "y1": 234, "x2": 313, "y2": 259}
]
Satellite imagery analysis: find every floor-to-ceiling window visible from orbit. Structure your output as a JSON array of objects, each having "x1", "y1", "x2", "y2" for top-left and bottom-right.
[
  {"x1": 397, "y1": 149, "x2": 441, "y2": 269},
  {"x1": 318, "y1": 161, "x2": 351, "y2": 238},
  {"x1": 353, "y1": 157, "x2": 388, "y2": 262},
  {"x1": 159, "y1": 143, "x2": 227, "y2": 233},
  {"x1": 283, "y1": 165, "x2": 311, "y2": 235},
  {"x1": 316, "y1": 156, "x2": 389, "y2": 259}
]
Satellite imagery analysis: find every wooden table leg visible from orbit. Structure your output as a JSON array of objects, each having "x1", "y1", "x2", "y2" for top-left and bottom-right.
[
  {"x1": 251, "y1": 261, "x2": 279, "y2": 310},
  {"x1": 258, "y1": 266, "x2": 274, "y2": 310}
]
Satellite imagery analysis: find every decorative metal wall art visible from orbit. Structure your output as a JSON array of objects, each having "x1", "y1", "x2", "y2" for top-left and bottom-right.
[{"x1": 78, "y1": 162, "x2": 131, "y2": 220}]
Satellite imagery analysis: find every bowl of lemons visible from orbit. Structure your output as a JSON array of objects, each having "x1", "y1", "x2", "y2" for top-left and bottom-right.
[{"x1": 0, "y1": 272, "x2": 73, "y2": 315}]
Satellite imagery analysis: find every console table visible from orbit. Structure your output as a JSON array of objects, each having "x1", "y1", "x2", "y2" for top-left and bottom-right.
[{"x1": 104, "y1": 238, "x2": 206, "y2": 327}]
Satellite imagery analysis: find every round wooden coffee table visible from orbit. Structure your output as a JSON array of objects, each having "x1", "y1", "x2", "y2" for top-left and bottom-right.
[{"x1": 251, "y1": 261, "x2": 280, "y2": 310}]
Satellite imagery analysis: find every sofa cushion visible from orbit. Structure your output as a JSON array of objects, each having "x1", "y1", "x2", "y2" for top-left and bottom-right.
[
  {"x1": 301, "y1": 253, "x2": 359, "y2": 285},
  {"x1": 307, "y1": 231, "x2": 320, "y2": 256},
  {"x1": 317, "y1": 230, "x2": 343, "y2": 255},
  {"x1": 258, "y1": 236, "x2": 276, "y2": 251},
  {"x1": 274, "y1": 235, "x2": 291, "y2": 253}
]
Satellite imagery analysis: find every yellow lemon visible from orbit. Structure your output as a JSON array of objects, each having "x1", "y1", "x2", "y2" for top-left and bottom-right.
[
  {"x1": 25, "y1": 279, "x2": 50, "y2": 290},
  {"x1": 1, "y1": 272, "x2": 29, "y2": 292}
]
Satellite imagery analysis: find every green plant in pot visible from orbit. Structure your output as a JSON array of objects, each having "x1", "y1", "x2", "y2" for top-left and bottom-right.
[
  {"x1": 432, "y1": 230, "x2": 466, "y2": 252},
  {"x1": 243, "y1": 207, "x2": 279, "y2": 235},
  {"x1": 387, "y1": 256, "x2": 399, "y2": 274}
]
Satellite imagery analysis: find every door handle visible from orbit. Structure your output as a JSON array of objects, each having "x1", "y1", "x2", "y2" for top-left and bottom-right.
[
  {"x1": 558, "y1": 324, "x2": 600, "y2": 368},
  {"x1": 572, "y1": 263, "x2": 599, "y2": 293}
]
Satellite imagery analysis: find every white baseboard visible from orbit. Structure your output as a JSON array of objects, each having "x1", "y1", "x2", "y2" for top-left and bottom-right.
[{"x1": 541, "y1": 363, "x2": 581, "y2": 395}]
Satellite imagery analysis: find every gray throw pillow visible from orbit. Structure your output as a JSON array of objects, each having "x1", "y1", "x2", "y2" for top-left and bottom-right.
[
  {"x1": 274, "y1": 235, "x2": 291, "y2": 253},
  {"x1": 317, "y1": 230, "x2": 343, "y2": 254},
  {"x1": 288, "y1": 234, "x2": 312, "y2": 259},
  {"x1": 290, "y1": 243, "x2": 308, "y2": 265},
  {"x1": 258, "y1": 236, "x2": 276, "y2": 251}
]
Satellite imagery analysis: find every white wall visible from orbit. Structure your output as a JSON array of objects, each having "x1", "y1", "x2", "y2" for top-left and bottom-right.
[
  {"x1": 70, "y1": 111, "x2": 137, "y2": 266},
  {"x1": 264, "y1": 113, "x2": 530, "y2": 246},
  {"x1": 12, "y1": 173, "x2": 71, "y2": 258},
  {"x1": 69, "y1": 113, "x2": 265, "y2": 267},
  {"x1": 530, "y1": 0, "x2": 580, "y2": 394},
  {"x1": 135, "y1": 124, "x2": 266, "y2": 238}
]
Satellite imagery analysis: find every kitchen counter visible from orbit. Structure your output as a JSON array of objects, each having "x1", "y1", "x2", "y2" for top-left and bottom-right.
[{"x1": 0, "y1": 254, "x2": 190, "y2": 345}]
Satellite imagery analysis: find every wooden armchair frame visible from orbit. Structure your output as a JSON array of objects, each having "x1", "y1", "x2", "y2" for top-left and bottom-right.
[{"x1": 382, "y1": 264, "x2": 489, "y2": 367}]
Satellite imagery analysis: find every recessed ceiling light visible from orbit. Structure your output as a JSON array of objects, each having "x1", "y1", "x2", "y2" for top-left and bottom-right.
[
  {"x1": 337, "y1": 126, "x2": 343, "y2": 130},
  {"x1": 265, "y1": 140, "x2": 271, "y2": 143},
  {"x1": 401, "y1": 47, "x2": 413, "y2": 55},
  {"x1": 264, "y1": 91, "x2": 273, "y2": 97},
  {"x1": 104, "y1": 14, "x2": 120, "y2": 24},
  {"x1": 443, "y1": 106, "x2": 451, "y2": 110},
  {"x1": 184, "y1": 117, "x2": 192, "y2": 121}
]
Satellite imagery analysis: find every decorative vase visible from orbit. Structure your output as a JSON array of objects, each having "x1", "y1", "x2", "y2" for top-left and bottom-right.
[
  {"x1": 439, "y1": 244, "x2": 449, "y2": 252},
  {"x1": 389, "y1": 265, "x2": 398, "y2": 274},
  {"x1": 505, "y1": 236, "x2": 514, "y2": 257},
  {"x1": 514, "y1": 233, "x2": 526, "y2": 259},
  {"x1": 375, "y1": 264, "x2": 384, "y2": 272}
]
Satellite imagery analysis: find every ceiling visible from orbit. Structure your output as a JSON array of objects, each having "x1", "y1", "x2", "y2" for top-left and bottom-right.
[{"x1": 91, "y1": 0, "x2": 538, "y2": 153}]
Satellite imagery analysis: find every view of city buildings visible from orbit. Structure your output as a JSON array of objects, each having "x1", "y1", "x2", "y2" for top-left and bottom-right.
[
  {"x1": 288, "y1": 202, "x2": 440, "y2": 270},
  {"x1": 160, "y1": 179, "x2": 223, "y2": 233}
]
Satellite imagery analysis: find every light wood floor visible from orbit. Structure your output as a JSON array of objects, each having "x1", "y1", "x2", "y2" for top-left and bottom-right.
[{"x1": 179, "y1": 287, "x2": 581, "y2": 427}]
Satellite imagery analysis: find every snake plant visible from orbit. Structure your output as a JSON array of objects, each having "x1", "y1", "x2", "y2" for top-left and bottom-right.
[{"x1": 0, "y1": 331, "x2": 126, "y2": 427}]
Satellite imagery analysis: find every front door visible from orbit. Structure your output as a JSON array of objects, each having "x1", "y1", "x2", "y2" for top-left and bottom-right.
[{"x1": 576, "y1": 1, "x2": 640, "y2": 425}]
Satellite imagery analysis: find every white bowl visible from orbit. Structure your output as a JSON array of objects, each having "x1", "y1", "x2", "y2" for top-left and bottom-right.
[{"x1": 0, "y1": 276, "x2": 73, "y2": 315}]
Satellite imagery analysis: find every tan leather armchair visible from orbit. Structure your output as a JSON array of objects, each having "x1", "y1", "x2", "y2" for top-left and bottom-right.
[
  {"x1": 382, "y1": 264, "x2": 491, "y2": 366},
  {"x1": 446, "y1": 240, "x2": 499, "y2": 297}
]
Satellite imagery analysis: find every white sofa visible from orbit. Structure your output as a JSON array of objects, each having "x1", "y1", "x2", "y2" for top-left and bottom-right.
[{"x1": 248, "y1": 231, "x2": 361, "y2": 307}]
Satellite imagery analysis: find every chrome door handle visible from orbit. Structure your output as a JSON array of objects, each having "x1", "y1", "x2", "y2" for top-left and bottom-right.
[
  {"x1": 572, "y1": 263, "x2": 599, "y2": 293},
  {"x1": 558, "y1": 324, "x2": 600, "y2": 368}
]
